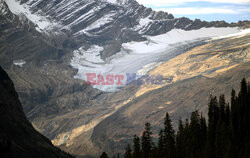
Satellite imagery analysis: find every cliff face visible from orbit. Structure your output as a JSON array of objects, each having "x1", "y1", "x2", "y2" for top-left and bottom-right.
[{"x1": 0, "y1": 66, "x2": 74, "y2": 158}]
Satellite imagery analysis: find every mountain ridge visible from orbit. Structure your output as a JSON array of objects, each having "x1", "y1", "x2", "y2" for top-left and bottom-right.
[
  {"x1": 0, "y1": 0, "x2": 250, "y2": 157},
  {"x1": 1, "y1": 0, "x2": 249, "y2": 59},
  {"x1": 0, "y1": 66, "x2": 74, "y2": 158}
]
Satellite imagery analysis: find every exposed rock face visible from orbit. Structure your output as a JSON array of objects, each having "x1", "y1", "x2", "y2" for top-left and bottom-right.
[
  {"x1": 0, "y1": 0, "x2": 250, "y2": 157},
  {"x1": 47, "y1": 32, "x2": 250, "y2": 156},
  {"x1": 1, "y1": 0, "x2": 247, "y2": 59},
  {"x1": 90, "y1": 33, "x2": 250, "y2": 155},
  {"x1": 0, "y1": 66, "x2": 74, "y2": 158}
]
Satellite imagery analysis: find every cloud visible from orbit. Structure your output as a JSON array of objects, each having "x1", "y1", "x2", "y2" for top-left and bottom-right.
[
  {"x1": 238, "y1": 8, "x2": 250, "y2": 13},
  {"x1": 136, "y1": 0, "x2": 250, "y2": 7},
  {"x1": 135, "y1": 0, "x2": 250, "y2": 22},
  {"x1": 154, "y1": 7, "x2": 237, "y2": 15},
  {"x1": 136, "y1": 0, "x2": 250, "y2": 15}
]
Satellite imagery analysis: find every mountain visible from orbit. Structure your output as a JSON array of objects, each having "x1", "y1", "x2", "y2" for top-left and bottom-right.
[
  {"x1": 0, "y1": 66, "x2": 74, "y2": 157},
  {"x1": 0, "y1": 0, "x2": 249, "y2": 157},
  {"x1": 1, "y1": 0, "x2": 247, "y2": 60},
  {"x1": 54, "y1": 30, "x2": 250, "y2": 156}
]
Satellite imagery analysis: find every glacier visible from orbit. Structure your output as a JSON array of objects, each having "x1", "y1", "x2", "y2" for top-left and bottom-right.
[{"x1": 70, "y1": 27, "x2": 242, "y2": 92}]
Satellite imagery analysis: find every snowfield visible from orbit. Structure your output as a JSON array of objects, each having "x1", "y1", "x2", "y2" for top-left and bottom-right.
[
  {"x1": 3, "y1": 1, "x2": 245, "y2": 92},
  {"x1": 70, "y1": 27, "x2": 242, "y2": 92},
  {"x1": 4, "y1": 0, "x2": 60, "y2": 32}
]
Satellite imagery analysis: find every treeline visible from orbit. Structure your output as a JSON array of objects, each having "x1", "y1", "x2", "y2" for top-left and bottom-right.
[{"x1": 100, "y1": 78, "x2": 249, "y2": 158}]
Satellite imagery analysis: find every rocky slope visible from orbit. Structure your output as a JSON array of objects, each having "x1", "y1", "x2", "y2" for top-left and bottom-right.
[
  {"x1": 1, "y1": 0, "x2": 247, "y2": 59},
  {"x1": 0, "y1": 66, "x2": 74, "y2": 157},
  {"x1": 52, "y1": 30, "x2": 250, "y2": 156},
  {"x1": 0, "y1": 0, "x2": 250, "y2": 157},
  {"x1": 90, "y1": 32, "x2": 250, "y2": 155}
]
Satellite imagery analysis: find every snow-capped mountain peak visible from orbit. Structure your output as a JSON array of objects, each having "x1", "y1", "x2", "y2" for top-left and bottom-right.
[{"x1": 1, "y1": 0, "x2": 246, "y2": 92}]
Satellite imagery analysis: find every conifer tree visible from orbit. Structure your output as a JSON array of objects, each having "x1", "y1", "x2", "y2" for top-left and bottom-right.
[
  {"x1": 141, "y1": 123, "x2": 152, "y2": 158},
  {"x1": 133, "y1": 135, "x2": 140, "y2": 158},
  {"x1": 176, "y1": 120, "x2": 184, "y2": 158},
  {"x1": 207, "y1": 95, "x2": 219, "y2": 158},
  {"x1": 199, "y1": 114, "x2": 207, "y2": 157},
  {"x1": 150, "y1": 143, "x2": 158, "y2": 158},
  {"x1": 100, "y1": 152, "x2": 109, "y2": 158},
  {"x1": 158, "y1": 129, "x2": 164, "y2": 158},
  {"x1": 163, "y1": 113, "x2": 175, "y2": 158},
  {"x1": 219, "y1": 95, "x2": 226, "y2": 122},
  {"x1": 183, "y1": 118, "x2": 190, "y2": 158},
  {"x1": 189, "y1": 111, "x2": 202, "y2": 158},
  {"x1": 225, "y1": 103, "x2": 230, "y2": 126},
  {"x1": 122, "y1": 79, "x2": 249, "y2": 158},
  {"x1": 236, "y1": 78, "x2": 249, "y2": 158},
  {"x1": 124, "y1": 144, "x2": 132, "y2": 158}
]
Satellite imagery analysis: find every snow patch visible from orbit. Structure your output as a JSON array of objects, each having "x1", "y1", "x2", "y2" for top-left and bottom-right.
[
  {"x1": 212, "y1": 28, "x2": 250, "y2": 40},
  {"x1": 13, "y1": 59, "x2": 26, "y2": 67},
  {"x1": 4, "y1": 0, "x2": 60, "y2": 32},
  {"x1": 125, "y1": 27, "x2": 240, "y2": 55},
  {"x1": 70, "y1": 27, "x2": 241, "y2": 92},
  {"x1": 70, "y1": 45, "x2": 105, "y2": 79},
  {"x1": 102, "y1": 0, "x2": 127, "y2": 5},
  {"x1": 87, "y1": 13, "x2": 115, "y2": 30},
  {"x1": 133, "y1": 16, "x2": 153, "y2": 33}
]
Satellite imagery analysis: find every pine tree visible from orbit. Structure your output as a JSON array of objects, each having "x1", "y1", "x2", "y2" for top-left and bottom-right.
[
  {"x1": 141, "y1": 123, "x2": 152, "y2": 158},
  {"x1": 150, "y1": 143, "x2": 158, "y2": 158},
  {"x1": 230, "y1": 88, "x2": 238, "y2": 144},
  {"x1": 133, "y1": 135, "x2": 141, "y2": 158},
  {"x1": 199, "y1": 114, "x2": 207, "y2": 157},
  {"x1": 214, "y1": 95, "x2": 227, "y2": 158},
  {"x1": 219, "y1": 95, "x2": 226, "y2": 122},
  {"x1": 189, "y1": 111, "x2": 201, "y2": 158},
  {"x1": 158, "y1": 129, "x2": 164, "y2": 158},
  {"x1": 207, "y1": 95, "x2": 219, "y2": 158},
  {"x1": 237, "y1": 78, "x2": 249, "y2": 158},
  {"x1": 183, "y1": 119, "x2": 190, "y2": 158},
  {"x1": 100, "y1": 152, "x2": 109, "y2": 158},
  {"x1": 215, "y1": 120, "x2": 226, "y2": 158},
  {"x1": 176, "y1": 120, "x2": 184, "y2": 158},
  {"x1": 124, "y1": 144, "x2": 132, "y2": 158},
  {"x1": 225, "y1": 103, "x2": 230, "y2": 126},
  {"x1": 163, "y1": 113, "x2": 175, "y2": 158}
]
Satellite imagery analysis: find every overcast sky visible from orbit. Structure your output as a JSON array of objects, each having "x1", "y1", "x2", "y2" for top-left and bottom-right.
[{"x1": 136, "y1": 0, "x2": 250, "y2": 22}]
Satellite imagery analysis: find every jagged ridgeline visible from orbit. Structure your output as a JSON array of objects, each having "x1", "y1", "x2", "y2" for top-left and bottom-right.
[{"x1": 104, "y1": 78, "x2": 249, "y2": 158}]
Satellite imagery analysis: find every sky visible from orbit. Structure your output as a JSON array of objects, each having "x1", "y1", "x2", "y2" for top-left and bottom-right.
[{"x1": 136, "y1": 0, "x2": 250, "y2": 23}]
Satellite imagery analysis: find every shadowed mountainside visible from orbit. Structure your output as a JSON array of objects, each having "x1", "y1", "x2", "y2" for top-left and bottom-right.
[{"x1": 0, "y1": 66, "x2": 74, "y2": 158}]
